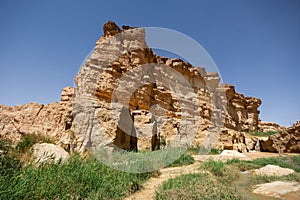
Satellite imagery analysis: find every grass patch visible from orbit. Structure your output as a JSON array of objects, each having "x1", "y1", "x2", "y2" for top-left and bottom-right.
[
  {"x1": 226, "y1": 156, "x2": 300, "y2": 172},
  {"x1": 155, "y1": 173, "x2": 246, "y2": 200},
  {"x1": 250, "y1": 173, "x2": 300, "y2": 185},
  {"x1": 225, "y1": 158, "x2": 259, "y2": 171},
  {"x1": 187, "y1": 147, "x2": 221, "y2": 155},
  {"x1": 167, "y1": 152, "x2": 194, "y2": 167},
  {"x1": 203, "y1": 159, "x2": 225, "y2": 176},
  {"x1": 0, "y1": 154, "x2": 150, "y2": 200},
  {"x1": 247, "y1": 131, "x2": 278, "y2": 137},
  {"x1": 202, "y1": 159, "x2": 239, "y2": 183}
]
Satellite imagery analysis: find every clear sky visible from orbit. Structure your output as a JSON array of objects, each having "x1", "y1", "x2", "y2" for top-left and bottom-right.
[{"x1": 0, "y1": 0, "x2": 299, "y2": 127}]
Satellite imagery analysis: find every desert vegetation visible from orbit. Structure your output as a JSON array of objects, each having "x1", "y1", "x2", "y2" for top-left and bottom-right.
[
  {"x1": 0, "y1": 138, "x2": 151, "y2": 200},
  {"x1": 155, "y1": 155, "x2": 300, "y2": 200},
  {"x1": 1, "y1": 136, "x2": 300, "y2": 200}
]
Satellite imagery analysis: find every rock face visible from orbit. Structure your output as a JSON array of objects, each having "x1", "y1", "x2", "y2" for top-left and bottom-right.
[
  {"x1": 261, "y1": 121, "x2": 300, "y2": 153},
  {"x1": 0, "y1": 21, "x2": 270, "y2": 153},
  {"x1": 31, "y1": 143, "x2": 70, "y2": 164}
]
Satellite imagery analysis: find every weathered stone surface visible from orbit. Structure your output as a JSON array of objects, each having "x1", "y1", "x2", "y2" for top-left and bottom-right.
[
  {"x1": 219, "y1": 150, "x2": 246, "y2": 158},
  {"x1": 31, "y1": 143, "x2": 70, "y2": 164},
  {"x1": 253, "y1": 181, "x2": 300, "y2": 198},
  {"x1": 261, "y1": 121, "x2": 300, "y2": 153},
  {"x1": 253, "y1": 164, "x2": 295, "y2": 176}
]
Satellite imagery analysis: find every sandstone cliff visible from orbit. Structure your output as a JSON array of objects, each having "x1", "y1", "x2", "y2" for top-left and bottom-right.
[{"x1": 0, "y1": 21, "x2": 279, "y2": 153}]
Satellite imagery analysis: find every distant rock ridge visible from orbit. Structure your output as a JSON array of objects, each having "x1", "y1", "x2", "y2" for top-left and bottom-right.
[{"x1": 0, "y1": 21, "x2": 297, "y2": 153}]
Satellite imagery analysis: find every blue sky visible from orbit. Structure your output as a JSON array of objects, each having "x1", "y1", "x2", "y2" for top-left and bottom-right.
[{"x1": 0, "y1": 0, "x2": 299, "y2": 126}]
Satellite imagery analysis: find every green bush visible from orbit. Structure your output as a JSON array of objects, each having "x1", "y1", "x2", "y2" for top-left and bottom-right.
[
  {"x1": 155, "y1": 173, "x2": 246, "y2": 200},
  {"x1": 0, "y1": 154, "x2": 150, "y2": 200}
]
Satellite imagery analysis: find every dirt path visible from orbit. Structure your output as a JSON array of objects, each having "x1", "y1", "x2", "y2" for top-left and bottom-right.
[
  {"x1": 125, "y1": 162, "x2": 201, "y2": 200},
  {"x1": 125, "y1": 152, "x2": 299, "y2": 200}
]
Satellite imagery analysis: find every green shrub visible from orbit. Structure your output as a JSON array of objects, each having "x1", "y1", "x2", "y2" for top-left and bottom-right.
[{"x1": 155, "y1": 173, "x2": 246, "y2": 200}]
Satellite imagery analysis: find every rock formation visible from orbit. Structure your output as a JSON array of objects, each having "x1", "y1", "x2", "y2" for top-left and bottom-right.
[
  {"x1": 261, "y1": 121, "x2": 300, "y2": 153},
  {"x1": 1, "y1": 21, "x2": 295, "y2": 153},
  {"x1": 0, "y1": 86, "x2": 74, "y2": 148}
]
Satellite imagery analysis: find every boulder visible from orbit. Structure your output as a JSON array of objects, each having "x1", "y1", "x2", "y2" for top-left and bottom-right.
[
  {"x1": 253, "y1": 181, "x2": 300, "y2": 198},
  {"x1": 253, "y1": 164, "x2": 295, "y2": 176},
  {"x1": 31, "y1": 143, "x2": 69, "y2": 164},
  {"x1": 219, "y1": 150, "x2": 246, "y2": 158}
]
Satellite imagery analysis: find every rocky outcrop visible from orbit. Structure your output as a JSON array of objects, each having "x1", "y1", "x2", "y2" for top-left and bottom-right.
[
  {"x1": 0, "y1": 86, "x2": 74, "y2": 149},
  {"x1": 261, "y1": 121, "x2": 300, "y2": 153},
  {"x1": 259, "y1": 121, "x2": 286, "y2": 133},
  {"x1": 71, "y1": 21, "x2": 264, "y2": 152},
  {"x1": 222, "y1": 84, "x2": 261, "y2": 132},
  {"x1": 0, "y1": 21, "x2": 265, "y2": 153},
  {"x1": 215, "y1": 130, "x2": 260, "y2": 153}
]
